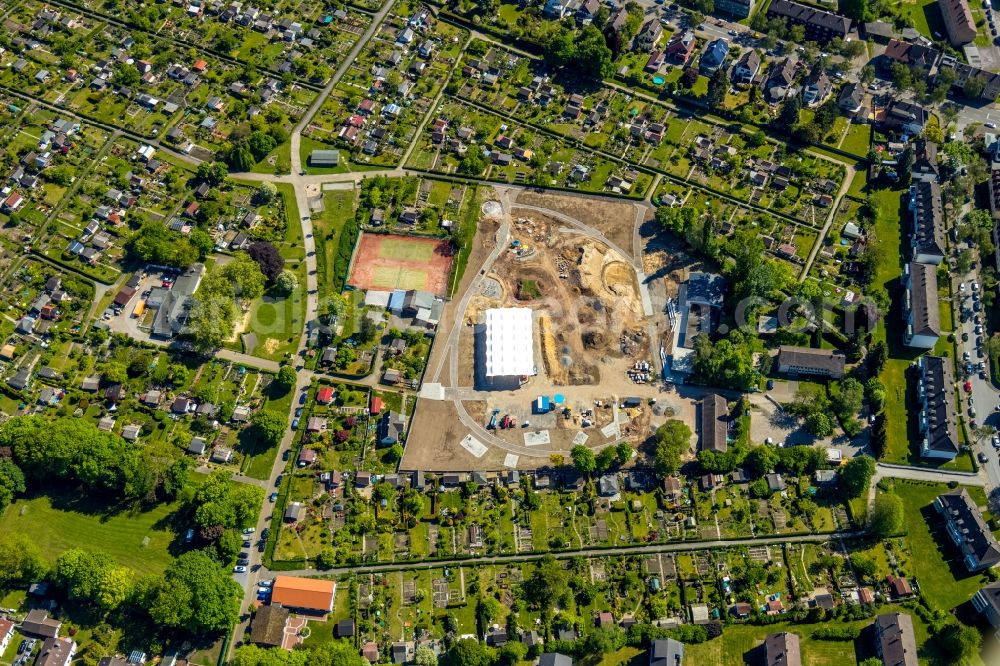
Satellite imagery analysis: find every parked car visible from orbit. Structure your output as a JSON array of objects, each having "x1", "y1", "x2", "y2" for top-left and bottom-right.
[
  {"x1": 979, "y1": 452, "x2": 989, "y2": 463},
  {"x1": 241, "y1": 527, "x2": 255, "y2": 535},
  {"x1": 234, "y1": 565, "x2": 247, "y2": 573},
  {"x1": 269, "y1": 492, "x2": 278, "y2": 503}
]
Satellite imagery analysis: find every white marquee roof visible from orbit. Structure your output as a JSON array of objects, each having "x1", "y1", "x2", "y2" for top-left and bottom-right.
[{"x1": 484, "y1": 308, "x2": 534, "y2": 377}]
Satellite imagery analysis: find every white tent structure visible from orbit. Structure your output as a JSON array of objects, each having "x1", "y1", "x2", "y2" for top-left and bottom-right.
[{"x1": 483, "y1": 308, "x2": 535, "y2": 377}]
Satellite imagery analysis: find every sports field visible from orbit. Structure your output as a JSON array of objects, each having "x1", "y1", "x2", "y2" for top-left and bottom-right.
[{"x1": 348, "y1": 232, "x2": 453, "y2": 296}]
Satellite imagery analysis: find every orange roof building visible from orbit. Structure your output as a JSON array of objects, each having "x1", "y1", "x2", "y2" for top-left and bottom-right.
[{"x1": 270, "y1": 576, "x2": 335, "y2": 614}]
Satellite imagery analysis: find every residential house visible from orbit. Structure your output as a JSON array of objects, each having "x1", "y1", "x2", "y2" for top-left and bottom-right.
[
  {"x1": 802, "y1": 71, "x2": 832, "y2": 107},
  {"x1": 732, "y1": 50, "x2": 761, "y2": 85},
  {"x1": 914, "y1": 355, "x2": 959, "y2": 460},
  {"x1": 775, "y1": 346, "x2": 846, "y2": 379},
  {"x1": 716, "y1": 0, "x2": 756, "y2": 18},
  {"x1": 934, "y1": 488, "x2": 1000, "y2": 571},
  {"x1": 249, "y1": 604, "x2": 289, "y2": 647},
  {"x1": 649, "y1": 639, "x2": 684, "y2": 666},
  {"x1": 664, "y1": 30, "x2": 696, "y2": 65},
  {"x1": 766, "y1": 0, "x2": 851, "y2": 43},
  {"x1": 699, "y1": 39, "x2": 730, "y2": 74},
  {"x1": 838, "y1": 82, "x2": 864, "y2": 115},
  {"x1": 902, "y1": 261, "x2": 940, "y2": 349},
  {"x1": 936, "y1": 55, "x2": 1000, "y2": 100},
  {"x1": 909, "y1": 181, "x2": 945, "y2": 264},
  {"x1": 913, "y1": 139, "x2": 939, "y2": 182},
  {"x1": 270, "y1": 576, "x2": 336, "y2": 615},
  {"x1": 634, "y1": 19, "x2": 663, "y2": 51},
  {"x1": 538, "y1": 654, "x2": 572, "y2": 666},
  {"x1": 939, "y1": 0, "x2": 976, "y2": 46},
  {"x1": 874, "y1": 613, "x2": 918, "y2": 666},
  {"x1": 880, "y1": 39, "x2": 940, "y2": 74},
  {"x1": 699, "y1": 393, "x2": 728, "y2": 453},
  {"x1": 20, "y1": 610, "x2": 61, "y2": 638},
  {"x1": 764, "y1": 632, "x2": 801, "y2": 666},
  {"x1": 881, "y1": 100, "x2": 929, "y2": 134},
  {"x1": 36, "y1": 637, "x2": 76, "y2": 666},
  {"x1": 972, "y1": 582, "x2": 1000, "y2": 628},
  {"x1": 764, "y1": 56, "x2": 798, "y2": 103}
]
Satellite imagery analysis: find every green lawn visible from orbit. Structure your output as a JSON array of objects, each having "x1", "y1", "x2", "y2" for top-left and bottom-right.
[
  {"x1": 888, "y1": 0, "x2": 944, "y2": 40},
  {"x1": 231, "y1": 182, "x2": 306, "y2": 361},
  {"x1": 0, "y1": 478, "x2": 203, "y2": 574},
  {"x1": 681, "y1": 605, "x2": 930, "y2": 666},
  {"x1": 892, "y1": 480, "x2": 993, "y2": 612},
  {"x1": 839, "y1": 123, "x2": 871, "y2": 157},
  {"x1": 314, "y1": 187, "x2": 358, "y2": 305}
]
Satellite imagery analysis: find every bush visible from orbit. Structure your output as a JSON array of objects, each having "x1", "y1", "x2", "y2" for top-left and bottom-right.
[
  {"x1": 812, "y1": 626, "x2": 860, "y2": 641},
  {"x1": 332, "y1": 216, "x2": 360, "y2": 291}
]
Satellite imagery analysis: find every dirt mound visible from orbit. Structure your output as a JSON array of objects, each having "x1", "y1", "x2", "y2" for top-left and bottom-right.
[{"x1": 582, "y1": 330, "x2": 606, "y2": 349}]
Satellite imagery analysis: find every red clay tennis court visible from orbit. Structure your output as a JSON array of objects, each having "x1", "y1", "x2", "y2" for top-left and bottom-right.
[{"x1": 348, "y1": 232, "x2": 454, "y2": 297}]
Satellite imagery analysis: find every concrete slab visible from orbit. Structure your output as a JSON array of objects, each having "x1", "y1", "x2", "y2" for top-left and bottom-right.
[
  {"x1": 460, "y1": 434, "x2": 488, "y2": 458},
  {"x1": 503, "y1": 453, "x2": 519, "y2": 468},
  {"x1": 420, "y1": 382, "x2": 445, "y2": 400},
  {"x1": 572, "y1": 431, "x2": 589, "y2": 445},
  {"x1": 523, "y1": 430, "x2": 551, "y2": 446}
]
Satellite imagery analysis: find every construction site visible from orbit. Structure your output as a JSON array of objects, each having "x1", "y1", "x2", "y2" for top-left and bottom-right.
[
  {"x1": 397, "y1": 187, "x2": 710, "y2": 471},
  {"x1": 462, "y1": 212, "x2": 653, "y2": 388}
]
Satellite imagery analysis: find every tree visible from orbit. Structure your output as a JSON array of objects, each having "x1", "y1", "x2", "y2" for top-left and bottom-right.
[
  {"x1": 216, "y1": 252, "x2": 266, "y2": 300},
  {"x1": 653, "y1": 420, "x2": 692, "y2": 476},
  {"x1": 571, "y1": 445, "x2": 596, "y2": 476},
  {"x1": 777, "y1": 95, "x2": 800, "y2": 129},
  {"x1": 964, "y1": 75, "x2": 986, "y2": 100},
  {"x1": 806, "y1": 412, "x2": 834, "y2": 438},
  {"x1": 479, "y1": 596, "x2": 502, "y2": 624},
  {"x1": 196, "y1": 162, "x2": 229, "y2": 186},
  {"x1": 443, "y1": 639, "x2": 494, "y2": 666},
  {"x1": 542, "y1": 25, "x2": 613, "y2": 84},
  {"x1": 615, "y1": 441, "x2": 632, "y2": 465},
  {"x1": 0, "y1": 459, "x2": 25, "y2": 512},
  {"x1": 744, "y1": 445, "x2": 779, "y2": 476},
  {"x1": 149, "y1": 550, "x2": 243, "y2": 635},
  {"x1": 414, "y1": 646, "x2": 438, "y2": 666},
  {"x1": 247, "y1": 242, "x2": 285, "y2": 282},
  {"x1": 523, "y1": 555, "x2": 569, "y2": 610},
  {"x1": 936, "y1": 621, "x2": 980, "y2": 664},
  {"x1": 274, "y1": 270, "x2": 298, "y2": 295},
  {"x1": 867, "y1": 340, "x2": 888, "y2": 376},
  {"x1": 595, "y1": 446, "x2": 618, "y2": 473},
  {"x1": 191, "y1": 471, "x2": 264, "y2": 530},
  {"x1": 0, "y1": 533, "x2": 47, "y2": 588},
  {"x1": 841, "y1": 455, "x2": 876, "y2": 498},
  {"x1": 839, "y1": 0, "x2": 869, "y2": 21},
  {"x1": 251, "y1": 410, "x2": 287, "y2": 449},
  {"x1": 113, "y1": 62, "x2": 140, "y2": 87},
  {"x1": 256, "y1": 182, "x2": 277, "y2": 204},
  {"x1": 706, "y1": 67, "x2": 727, "y2": 108},
  {"x1": 868, "y1": 493, "x2": 903, "y2": 538},
  {"x1": 55, "y1": 548, "x2": 132, "y2": 612},
  {"x1": 275, "y1": 366, "x2": 297, "y2": 390},
  {"x1": 186, "y1": 291, "x2": 238, "y2": 352},
  {"x1": 850, "y1": 553, "x2": 877, "y2": 582}
]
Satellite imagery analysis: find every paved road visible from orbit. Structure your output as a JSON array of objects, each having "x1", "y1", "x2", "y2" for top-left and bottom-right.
[
  {"x1": 800, "y1": 163, "x2": 858, "y2": 280},
  {"x1": 288, "y1": 0, "x2": 399, "y2": 175},
  {"x1": 255, "y1": 530, "x2": 861, "y2": 578}
]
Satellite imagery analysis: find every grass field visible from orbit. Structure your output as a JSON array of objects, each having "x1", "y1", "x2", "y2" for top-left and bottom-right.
[
  {"x1": 0, "y1": 476, "x2": 205, "y2": 574},
  {"x1": 372, "y1": 265, "x2": 431, "y2": 291},
  {"x1": 681, "y1": 602, "x2": 932, "y2": 666},
  {"x1": 839, "y1": 123, "x2": 871, "y2": 157},
  {"x1": 232, "y1": 182, "x2": 306, "y2": 361},
  {"x1": 891, "y1": 480, "x2": 993, "y2": 612},
  {"x1": 379, "y1": 238, "x2": 435, "y2": 261},
  {"x1": 348, "y1": 233, "x2": 453, "y2": 296}
]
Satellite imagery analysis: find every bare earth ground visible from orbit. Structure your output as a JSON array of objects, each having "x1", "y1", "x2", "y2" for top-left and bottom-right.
[{"x1": 514, "y1": 190, "x2": 639, "y2": 257}]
